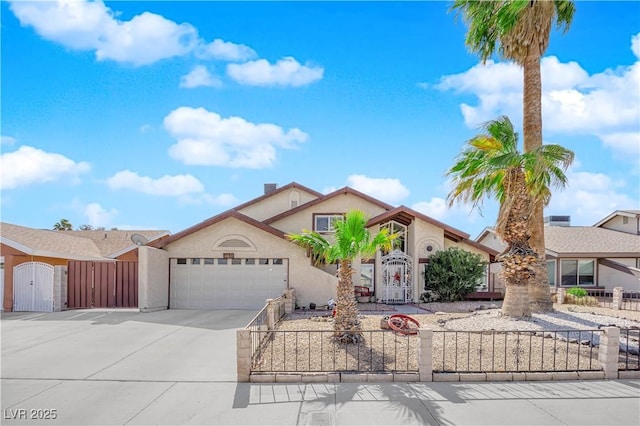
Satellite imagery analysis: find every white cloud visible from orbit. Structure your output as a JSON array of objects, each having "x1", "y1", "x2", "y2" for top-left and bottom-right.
[
  {"x1": 227, "y1": 57, "x2": 324, "y2": 87},
  {"x1": 196, "y1": 38, "x2": 257, "y2": 62},
  {"x1": 547, "y1": 168, "x2": 638, "y2": 226},
  {"x1": 632, "y1": 32, "x2": 640, "y2": 59},
  {"x1": 599, "y1": 132, "x2": 640, "y2": 158},
  {"x1": 0, "y1": 145, "x2": 90, "y2": 190},
  {"x1": 164, "y1": 106, "x2": 308, "y2": 168},
  {"x1": 84, "y1": 202, "x2": 118, "y2": 228},
  {"x1": 106, "y1": 170, "x2": 204, "y2": 196},
  {"x1": 433, "y1": 35, "x2": 640, "y2": 160},
  {"x1": 412, "y1": 198, "x2": 449, "y2": 220},
  {"x1": 9, "y1": 0, "x2": 197, "y2": 66},
  {"x1": 345, "y1": 175, "x2": 409, "y2": 204},
  {"x1": 1, "y1": 136, "x2": 17, "y2": 146},
  {"x1": 179, "y1": 65, "x2": 222, "y2": 88}
]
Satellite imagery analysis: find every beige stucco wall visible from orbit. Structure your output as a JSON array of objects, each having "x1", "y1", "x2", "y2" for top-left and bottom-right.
[
  {"x1": 139, "y1": 246, "x2": 170, "y2": 312},
  {"x1": 598, "y1": 258, "x2": 640, "y2": 292},
  {"x1": 238, "y1": 188, "x2": 319, "y2": 222},
  {"x1": 162, "y1": 217, "x2": 338, "y2": 309},
  {"x1": 269, "y1": 193, "x2": 388, "y2": 235},
  {"x1": 599, "y1": 215, "x2": 639, "y2": 235},
  {"x1": 477, "y1": 232, "x2": 507, "y2": 252}
]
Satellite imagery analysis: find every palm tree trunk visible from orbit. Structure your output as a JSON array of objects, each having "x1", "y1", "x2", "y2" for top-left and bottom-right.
[
  {"x1": 500, "y1": 279, "x2": 531, "y2": 318},
  {"x1": 334, "y1": 260, "x2": 362, "y2": 344},
  {"x1": 497, "y1": 168, "x2": 534, "y2": 318},
  {"x1": 523, "y1": 47, "x2": 553, "y2": 313}
]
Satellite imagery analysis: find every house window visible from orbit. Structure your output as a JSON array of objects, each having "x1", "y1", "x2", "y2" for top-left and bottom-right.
[
  {"x1": 231, "y1": 258, "x2": 242, "y2": 265},
  {"x1": 623, "y1": 216, "x2": 629, "y2": 225},
  {"x1": 360, "y1": 264, "x2": 374, "y2": 291},
  {"x1": 245, "y1": 258, "x2": 255, "y2": 265},
  {"x1": 177, "y1": 258, "x2": 187, "y2": 265},
  {"x1": 546, "y1": 260, "x2": 556, "y2": 286},
  {"x1": 475, "y1": 265, "x2": 488, "y2": 292},
  {"x1": 561, "y1": 260, "x2": 595, "y2": 286},
  {"x1": 381, "y1": 220, "x2": 407, "y2": 253},
  {"x1": 217, "y1": 258, "x2": 227, "y2": 265},
  {"x1": 272, "y1": 258, "x2": 283, "y2": 265},
  {"x1": 191, "y1": 258, "x2": 201, "y2": 265},
  {"x1": 204, "y1": 258, "x2": 214, "y2": 265},
  {"x1": 259, "y1": 258, "x2": 269, "y2": 265},
  {"x1": 314, "y1": 214, "x2": 343, "y2": 233}
]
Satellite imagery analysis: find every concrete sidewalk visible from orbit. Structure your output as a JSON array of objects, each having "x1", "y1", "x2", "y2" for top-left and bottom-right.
[
  {"x1": 2, "y1": 309, "x2": 639, "y2": 425},
  {"x1": 2, "y1": 379, "x2": 639, "y2": 425}
]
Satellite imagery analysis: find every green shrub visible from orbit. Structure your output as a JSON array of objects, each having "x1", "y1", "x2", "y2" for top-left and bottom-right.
[
  {"x1": 422, "y1": 247, "x2": 487, "y2": 302},
  {"x1": 566, "y1": 287, "x2": 588, "y2": 298}
]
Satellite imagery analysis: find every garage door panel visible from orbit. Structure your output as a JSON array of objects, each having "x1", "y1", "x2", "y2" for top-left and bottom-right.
[{"x1": 170, "y1": 258, "x2": 287, "y2": 309}]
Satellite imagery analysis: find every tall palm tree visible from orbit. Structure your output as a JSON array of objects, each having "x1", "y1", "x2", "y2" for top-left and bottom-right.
[
  {"x1": 447, "y1": 116, "x2": 574, "y2": 318},
  {"x1": 288, "y1": 209, "x2": 396, "y2": 343},
  {"x1": 450, "y1": 0, "x2": 575, "y2": 311},
  {"x1": 53, "y1": 219, "x2": 73, "y2": 231}
]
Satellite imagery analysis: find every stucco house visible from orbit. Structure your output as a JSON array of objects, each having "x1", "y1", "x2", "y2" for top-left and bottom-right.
[
  {"x1": 139, "y1": 182, "x2": 498, "y2": 311},
  {"x1": 0, "y1": 223, "x2": 168, "y2": 312},
  {"x1": 476, "y1": 211, "x2": 640, "y2": 295}
]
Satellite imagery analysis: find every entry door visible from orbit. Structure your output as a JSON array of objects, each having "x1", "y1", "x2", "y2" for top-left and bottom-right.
[{"x1": 13, "y1": 262, "x2": 54, "y2": 312}]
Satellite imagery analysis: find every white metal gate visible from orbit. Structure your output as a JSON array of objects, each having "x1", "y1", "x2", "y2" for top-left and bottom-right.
[
  {"x1": 13, "y1": 262, "x2": 54, "y2": 312},
  {"x1": 380, "y1": 250, "x2": 413, "y2": 304}
]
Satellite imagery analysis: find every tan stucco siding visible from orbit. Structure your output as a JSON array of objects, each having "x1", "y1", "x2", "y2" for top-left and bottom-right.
[
  {"x1": 270, "y1": 194, "x2": 389, "y2": 235},
  {"x1": 138, "y1": 246, "x2": 170, "y2": 312},
  {"x1": 444, "y1": 240, "x2": 491, "y2": 261},
  {"x1": 477, "y1": 233, "x2": 507, "y2": 252},
  {"x1": 598, "y1": 258, "x2": 640, "y2": 292},
  {"x1": 599, "y1": 215, "x2": 638, "y2": 235},
  {"x1": 162, "y1": 217, "x2": 338, "y2": 309},
  {"x1": 412, "y1": 220, "x2": 446, "y2": 258},
  {"x1": 238, "y1": 189, "x2": 318, "y2": 222}
]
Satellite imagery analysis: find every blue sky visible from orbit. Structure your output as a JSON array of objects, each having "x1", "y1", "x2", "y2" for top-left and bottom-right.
[{"x1": 2, "y1": 0, "x2": 639, "y2": 239}]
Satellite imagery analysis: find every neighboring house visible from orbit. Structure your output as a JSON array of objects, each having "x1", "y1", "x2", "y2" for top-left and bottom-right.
[
  {"x1": 476, "y1": 213, "x2": 640, "y2": 294},
  {"x1": 141, "y1": 182, "x2": 498, "y2": 311},
  {"x1": 0, "y1": 223, "x2": 169, "y2": 312}
]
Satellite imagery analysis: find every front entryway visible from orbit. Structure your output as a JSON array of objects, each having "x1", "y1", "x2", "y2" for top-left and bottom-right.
[
  {"x1": 170, "y1": 257, "x2": 288, "y2": 309},
  {"x1": 13, "y1": 262, "x2": 54, "y2": 312},
  {"x1": 379, "y1": 250, "x2": 413, "y2": 304}
]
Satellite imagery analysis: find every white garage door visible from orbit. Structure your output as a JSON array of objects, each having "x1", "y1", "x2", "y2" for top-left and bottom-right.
[{"x1": 170, "y1": 257, "x2": 288, "y2": 309}]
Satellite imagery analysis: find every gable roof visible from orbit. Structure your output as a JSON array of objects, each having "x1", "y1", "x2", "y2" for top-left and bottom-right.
[
  {"x1": 149, "y1": 210, "x2": 286, "y2": 249},
  {"x1": 233, "y1": 182, "x2": 323, "y2": 212},
  {"x1": 545, "y1": 226, "x2": 640, "y2": 257},
  {"x1": 0, "y1": 223, "x2": 169, "y2": 260},
  {"x1": 473, "y1": 225, "x2": 640, "y2": 257},
  {"x1": 263, "y1": 186, "x2": 394, "y2": 225},
  {"x1": 69, "y1": 229, "x2": 169, "y2": 258},
  {"x1": 367, "y1": 206, "x2": 470, "y2": 242},
  {"x1": 1, "y1": 222, "x2": 105, "y2": 260},
  {"x1": 593, "y1": 210, "x2": 640, "y2": 228}
]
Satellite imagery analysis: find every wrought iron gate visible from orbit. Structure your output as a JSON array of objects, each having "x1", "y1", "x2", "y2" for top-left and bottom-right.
[
  {"x1": 13, "y1": 262, "x2": 54, "y2": 312},
  {"x1": 380, "y1": 250, "x2": 413, "y2": 304}
]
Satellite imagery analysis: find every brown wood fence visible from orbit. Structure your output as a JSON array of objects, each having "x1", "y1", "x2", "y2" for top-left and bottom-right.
[{"x1": 67, "y1": 261, "x2": 138, "y2": 308}]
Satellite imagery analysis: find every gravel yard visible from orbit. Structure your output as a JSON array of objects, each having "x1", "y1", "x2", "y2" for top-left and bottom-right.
[{"x1": 253, "y1": 302, "x2": 640, "y2": 373}]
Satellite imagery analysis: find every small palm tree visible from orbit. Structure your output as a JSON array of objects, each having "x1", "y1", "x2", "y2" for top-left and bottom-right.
[
  {"x1": 53, "y1": 219, "x2": 73, "y2": 231},
  {"x1": 288, "y1": 209, "x2": 396, "y2": 343},
  {"x1": 451, "y1": 0, "x2": 575, "y2": 311},
  {"x1": 447, "y1": 116, "x2": 574, "y2": 317}
]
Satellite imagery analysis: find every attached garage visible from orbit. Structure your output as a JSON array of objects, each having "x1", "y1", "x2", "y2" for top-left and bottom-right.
[{"x1": 170, "y1": 257, "x2": 288, "y2": 309}]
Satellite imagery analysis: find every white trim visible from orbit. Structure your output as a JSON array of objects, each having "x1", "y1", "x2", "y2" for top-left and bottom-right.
[
  {"x1": 593, "y1": 210, "x2": 639, "y2": 228},
  {"x1": 0, "y1": 237, "x2": 34, "y2": 255}
]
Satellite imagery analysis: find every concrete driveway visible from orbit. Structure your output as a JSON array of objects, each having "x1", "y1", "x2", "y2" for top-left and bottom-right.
[
  {"x1": 2, "y1": 309, "x2": 640, "y2": 426},
  {"x1": 1, "y1": 309, "x2": 254, "y2": 383}
]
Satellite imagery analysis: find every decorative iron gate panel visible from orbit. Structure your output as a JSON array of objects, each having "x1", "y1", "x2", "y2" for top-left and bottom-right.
[
  {"x1": 380, "y1": 250, "x2": 413, "y2": 304},
  {"x1": 13, "y1": 262, "x2": 54, "y2": 312}
]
